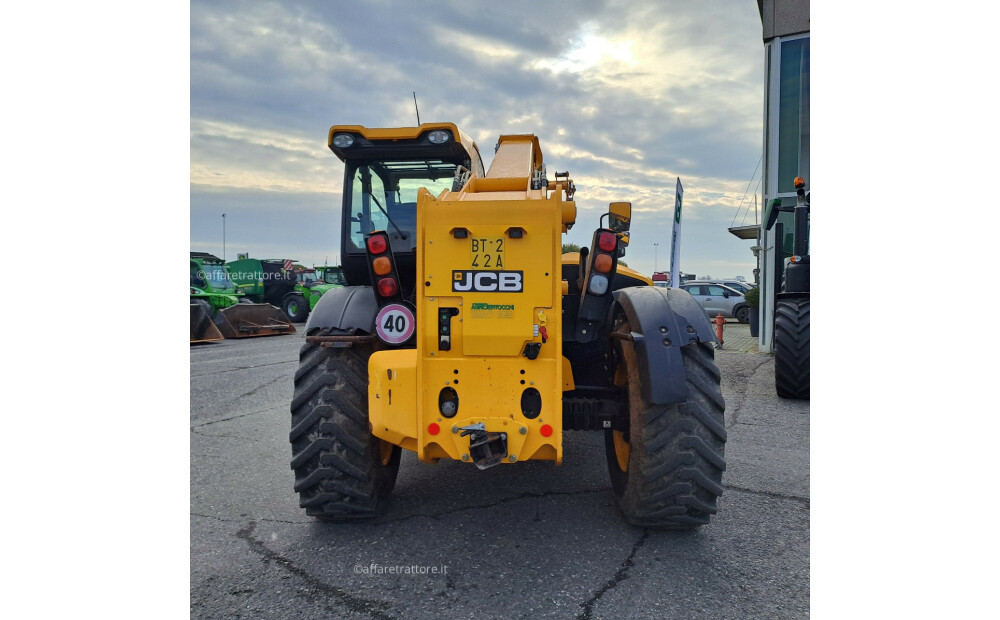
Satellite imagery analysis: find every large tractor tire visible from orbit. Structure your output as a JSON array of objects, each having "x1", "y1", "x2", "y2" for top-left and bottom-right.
[
  {"x1": 774, "y1": 297, "x2": 810, "y2": 399},
  {"x1": 283, "y1": 295, "x2": 309, "y2": 323},
  {"x1": 604, "y1": 319, "x2": 727, "y2": 529},
  {"x1": 289, "y1": 339, "x2": 401, "y2": 520}
]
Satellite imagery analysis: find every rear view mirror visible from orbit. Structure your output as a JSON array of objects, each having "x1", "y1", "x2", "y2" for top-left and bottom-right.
[{"x1": 608, "y1": 202, "x2": 631, "y2": 233}]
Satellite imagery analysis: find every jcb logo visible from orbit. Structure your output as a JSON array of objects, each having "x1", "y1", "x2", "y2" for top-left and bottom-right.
[{"x1": 452, "y1": 271, "x2": 523, "y2": 293}]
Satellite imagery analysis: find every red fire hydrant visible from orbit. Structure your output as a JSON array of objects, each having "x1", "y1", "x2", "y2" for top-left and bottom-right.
[{"x1": 714, "y1": 313, "x2": 725, "y2": 348}]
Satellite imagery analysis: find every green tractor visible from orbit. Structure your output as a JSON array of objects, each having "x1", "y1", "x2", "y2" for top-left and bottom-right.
[
  {"x1": 316, "y1": 265, "x2": 346, "y2": 286},
  {"x1": 225, "y1": 256, "x2": 298, "y2": 305},
  {"x1": 764, "y1": 177, "x2": 810, "y2": 399},
  {"x1": 190, "y1": 253, "x2": 237, "y2": 342},
  {"x1": 282, "y1": 265, "x2": 346, "y2": 322},
  {"x1": 190, "y1": 252, "x2": 296, "y2": 341}
]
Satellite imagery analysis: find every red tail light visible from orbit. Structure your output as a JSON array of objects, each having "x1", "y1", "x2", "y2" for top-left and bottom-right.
[
  {"x1": 367, "y1": 235, "x2": 387, "y2": 254},
  {"x1": 377, "y1": 277, "x2": 398, "y2": 297},
  {"x1": 598, "y1": 231, "x2": 617, "y2": 253}
]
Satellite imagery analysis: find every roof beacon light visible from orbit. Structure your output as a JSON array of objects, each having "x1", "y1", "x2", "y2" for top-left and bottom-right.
[{"x1": 794, "y1": 177, "x2": 805, "y2": 189}]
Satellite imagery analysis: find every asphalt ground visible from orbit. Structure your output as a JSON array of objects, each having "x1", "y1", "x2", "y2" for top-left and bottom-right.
[{"x1": 190, "y1": 322, "x2": 809, "y2": 619}]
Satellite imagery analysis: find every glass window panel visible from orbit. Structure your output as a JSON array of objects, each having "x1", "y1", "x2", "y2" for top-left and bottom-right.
[
  {"x1": 764, "y1": 44, "x2": 772, "y2": 197},
  {"x1": 778, "y1": 37, "x2": 810, "y2": 193},
  {"x1": 345, "y1": 160, "x2": 457, "y2": 253}
]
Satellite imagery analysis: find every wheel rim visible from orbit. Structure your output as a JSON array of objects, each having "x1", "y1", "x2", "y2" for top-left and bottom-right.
[
  {"x1": 379, "y1": 440, "x2": 394, "y2": 466},
  {"x1": 612, "y1": 430, "x2": 629, "y2": 472},
  {"x1": 289, "y1": 302, "x2": 298, "y2": 314}
]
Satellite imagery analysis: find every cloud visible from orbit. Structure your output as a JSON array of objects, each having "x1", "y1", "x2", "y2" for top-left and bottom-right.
[
  {"x1": 190, "y1": 119, "x2": 333, "y2": 192},
  {"x1": 191, "y1": 0, "x2": 767, "y2": 279}
]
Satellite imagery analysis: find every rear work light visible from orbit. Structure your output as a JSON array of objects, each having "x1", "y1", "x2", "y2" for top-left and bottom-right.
[
  {"x1": 367, "y1": 235, "x2": 387, "y2": 254},
  {"x1": 427, "y1": 130, "x2": 451, "y2": 144},
  {"x1": 597, "y1": 231, "x2": 617, "y2": 253},
  {"x1": 331, "y1": 133, "x2": 355, "y2": 148},
  {"x1": 377, "y1": 277, "x2": 399, "y2": 298}
]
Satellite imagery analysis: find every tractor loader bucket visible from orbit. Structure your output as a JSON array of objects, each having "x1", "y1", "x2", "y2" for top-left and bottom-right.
[
  {"x1": 191, "y1": 303, "x2": 224, "y2": 343},
  {"x1": 215, "y1": 303, "x2": 297, "y2": 338}
]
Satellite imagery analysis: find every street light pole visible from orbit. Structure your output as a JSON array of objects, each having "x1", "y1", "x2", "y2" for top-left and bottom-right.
[
  {"x1": 222, "y1": 213, "x2": 226, "y2": 262},
  {"x1": 653, "y1": 242, "x2": 659, "y2": 272}
]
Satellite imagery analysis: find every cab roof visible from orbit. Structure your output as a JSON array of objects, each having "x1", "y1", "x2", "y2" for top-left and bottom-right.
[{"x1": 327, "y1": 122, "x2": 479, "y2": 164}]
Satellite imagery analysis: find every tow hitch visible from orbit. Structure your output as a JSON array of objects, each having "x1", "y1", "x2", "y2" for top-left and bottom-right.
[{"x1": 459, "y1": 423, "x2": 508, "y2": 470}]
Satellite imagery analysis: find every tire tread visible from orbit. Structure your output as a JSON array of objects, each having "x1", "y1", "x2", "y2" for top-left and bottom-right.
[
  {"x1": 289, "y1": 341, "x2": 400, "y2": 520},
  {"x1": 774, "y1": 298, "x2": 810, "y2": 399},
  {"x1": 605, "y1": 336, "x2": 727, "y2": 529}
]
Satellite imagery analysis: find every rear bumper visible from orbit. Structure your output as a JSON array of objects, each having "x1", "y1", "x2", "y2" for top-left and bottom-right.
[{"x1": 368, "y1": 349, "x2": 562, "y2": 464}]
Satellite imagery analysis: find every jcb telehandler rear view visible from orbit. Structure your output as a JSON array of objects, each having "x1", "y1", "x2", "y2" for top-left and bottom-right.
[{"x1": 290, "y1": 123, "x2": 726, "y2": 529}]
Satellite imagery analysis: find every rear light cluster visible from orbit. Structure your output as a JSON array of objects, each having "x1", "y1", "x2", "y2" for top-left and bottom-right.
[
  {"x1": 574, "y1": 227, "x2": 621, "y2": 343},
  {"x1": 365, "y1": 232, "x2": 402, "y2": 305},
  {"x1": 588, "y1": 229, "x2": 618, "y2": 296}
]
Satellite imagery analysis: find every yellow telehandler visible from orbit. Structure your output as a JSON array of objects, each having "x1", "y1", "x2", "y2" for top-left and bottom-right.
[{"x1": 289, "y1": 124, "x2": 725, "y2": 528}]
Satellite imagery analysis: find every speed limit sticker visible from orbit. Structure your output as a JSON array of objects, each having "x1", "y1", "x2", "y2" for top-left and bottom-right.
[{"x1": 375, "y1": 303, "x2": 415, "y2": 345}]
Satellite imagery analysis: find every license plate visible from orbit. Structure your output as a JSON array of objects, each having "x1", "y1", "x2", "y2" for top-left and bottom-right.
[{"x1": 471, "y1": 237, "x2": 504, "y2": 270}]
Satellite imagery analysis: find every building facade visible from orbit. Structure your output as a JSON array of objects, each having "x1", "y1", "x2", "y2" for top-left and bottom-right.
[{"x1": 757, "y1": 0, "x2": 809, "y2": 349}]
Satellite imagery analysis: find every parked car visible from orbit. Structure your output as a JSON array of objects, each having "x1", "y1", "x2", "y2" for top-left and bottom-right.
[
  {"x1": 680, "y1": 282, "x2": 750, "y2": 323},
  {"x1": 685, "y1": 279, "x2": 756, "y2": 294}
]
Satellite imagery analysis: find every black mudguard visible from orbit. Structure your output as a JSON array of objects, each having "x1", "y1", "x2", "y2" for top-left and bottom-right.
[
  {"x1": 612, "y1": 286, "x2": 717, "y2": 405},
  {"x1": 781, "y1": 257, "x2": 810, "y2": 294},
  {"x1": 303, "y1": 285, "x2": 378, "y2": 335}
]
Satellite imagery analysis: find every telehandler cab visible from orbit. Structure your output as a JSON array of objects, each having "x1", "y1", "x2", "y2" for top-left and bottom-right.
[{"x1": 290, "y1": 123, "x2": 726, "y2": 528}]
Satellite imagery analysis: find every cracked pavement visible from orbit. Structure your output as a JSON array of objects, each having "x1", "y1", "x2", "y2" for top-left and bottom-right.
[{"x1": 191, "y1": 329, "x2": 809, "y2": 618}]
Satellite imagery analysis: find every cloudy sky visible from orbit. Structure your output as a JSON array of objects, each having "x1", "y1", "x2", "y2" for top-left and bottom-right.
[{"x1": 190, "y1": 0, "x2": 767, "y2": 280}]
